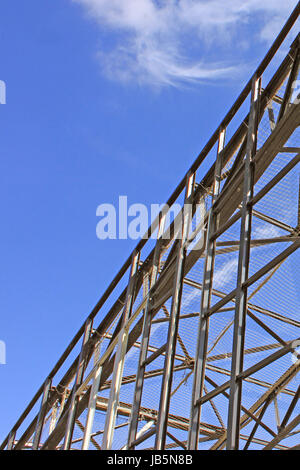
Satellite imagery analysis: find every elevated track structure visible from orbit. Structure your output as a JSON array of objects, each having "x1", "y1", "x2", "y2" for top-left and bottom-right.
[{"x1": 2, "y1": 3, "x2": 300, "y2": 451}]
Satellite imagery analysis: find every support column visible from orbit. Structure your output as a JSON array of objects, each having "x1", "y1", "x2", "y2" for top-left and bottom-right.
[
  {"x1": 101, "y1": 250, "x2": 140, "y2": 450},
  {"x1": 226, "y1": 75, "x2": 261, "y2": 450},
  {"x1": 127, "y1": 212, "x2": 166, "y2": 449},
  {"x1": 81, "y1": 362, "x2": 103, "y2": 450},
  {"x1": 155, "y1": 171, "x2": 195, "y2": 450},
  {"x1": 188, "y1": 129, "x2": 226, "y2": 449},
  {"x1": 32, "y1": 377, "x2": 52, "y2": 449},
  {"x1": 277, "y1": 43, "x2": 300, "y2": 122},
  {"x1": 63, "y1": 316, "x2": 93, "y2": 449},
  {"x1": 7, "y1": 430, "x2": 16, "y2": 450},
  {"x1": 81, "y1": 339, "x2": 104, "y2": 450}
]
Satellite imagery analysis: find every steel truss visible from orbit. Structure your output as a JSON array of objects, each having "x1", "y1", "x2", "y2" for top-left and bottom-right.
[{"x1": 2, "y1": 3, "x2": 300, "y2": 451}]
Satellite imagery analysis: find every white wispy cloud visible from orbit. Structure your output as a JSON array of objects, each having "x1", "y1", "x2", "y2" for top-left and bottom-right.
[
  {"x1": 254, "y1": 224, "x2": 282, "y2": 239},
  {"x1": 181, "y1": 257, "x2": 238, "y2": 312},
  {"x1": 72, "y1": 0, "x2": 298, "y2": 86},
  {"x1": 213, "y1": 257, "x2": 238, "y2": 289}
]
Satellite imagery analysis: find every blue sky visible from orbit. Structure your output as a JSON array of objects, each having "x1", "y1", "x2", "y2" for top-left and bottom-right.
[{"x1": 0, "y1": 0, "x2": 298, "y2": 442}]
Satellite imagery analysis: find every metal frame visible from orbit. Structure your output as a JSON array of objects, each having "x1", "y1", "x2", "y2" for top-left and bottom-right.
[{"x1": 2, "y1": 3, "x2": 300, "y2": 451}]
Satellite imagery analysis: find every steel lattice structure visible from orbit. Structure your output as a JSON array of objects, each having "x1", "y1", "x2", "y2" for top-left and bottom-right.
[{"x1": 2, "y1": 3, "x2": 300, "y2": 451}]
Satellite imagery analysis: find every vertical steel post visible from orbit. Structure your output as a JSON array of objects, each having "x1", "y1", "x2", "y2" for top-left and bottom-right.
[
  {"x1": 49, "y1": 401, "x2": 58, "y2": 435},
  {"x1": 226, "y1": 75, "x2": 261, "y2": 450},
  {"x1": 32, "y1": 377, "x2": 52, "y2": 449},
  {"x1": 297, "y1": 175, "x2": 300, "y2": 230},
  {"x1": 81, "y1": 363, "x2": 103, "y2": 450},
  {"x1": 127, "y1": 213, "x2": 166, "y2": 449},
  {"x1": 277, "y1": 44, "x2": 300, "y2": 122},
  {"x1": 188, "y1": 129, "x2": 226, "y2": 449},
  {"x1": 155, "y1": 171, "x2": 195, "y2": 450},
  {"x1": 7, "y1": 430, "x2": 16, "y2": 450},
  {"x1": 101, "y1": 250, "x2": 140, "y2": 450},
  {"x1": 63, "y1": 316, "x2": 93, "y2": 450},
  {"x1": 81, "y1": 338, "x2": 104, "y2": 450}
]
